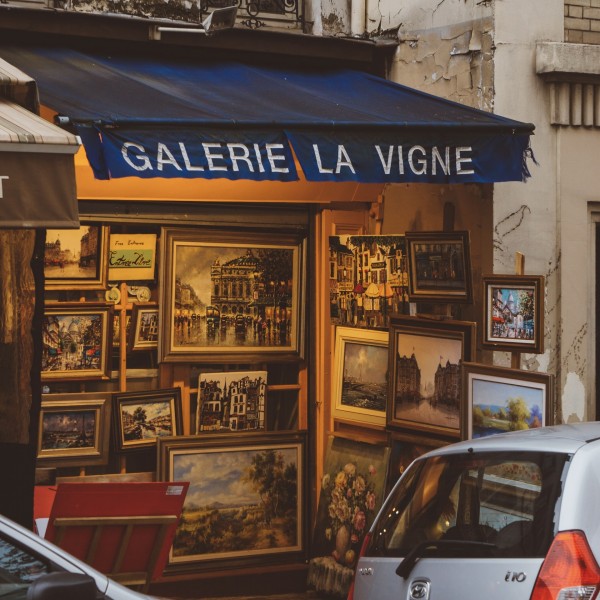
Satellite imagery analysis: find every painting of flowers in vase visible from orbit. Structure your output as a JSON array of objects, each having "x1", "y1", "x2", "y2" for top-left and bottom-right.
[{"x1": 307, "y1": 436, "x2": 390, "y2": 597}]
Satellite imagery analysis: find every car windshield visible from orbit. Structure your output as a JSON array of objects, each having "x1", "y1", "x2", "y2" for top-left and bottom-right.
[
  {"x1": 368, "y1": 450, "x2": 569, "y2": 559},
  {"x1": 0, "y1": 534, "x2": 50, "y2": 599}
]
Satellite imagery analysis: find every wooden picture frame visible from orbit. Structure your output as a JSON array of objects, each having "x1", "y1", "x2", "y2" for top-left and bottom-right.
[
  {"x1": 405, "y1": 230, "x2": 473, "y2": 303},
  {"x1": 482, "y1": 274, "x2": 545, "y2": 354},
  {"x1": 41, "y1": 302, "x2": 113, "y2": 381},
  {"x1": 44, "y1": 224, "x2": 109, "y2": 290},
  {"x1": 462, "y1": 362, "x2": 553, "y2": 440},
  {"x1": 196, "y1": 370, "x2": 267, "y2": 433},
  {"x1": 113, "y1": 388, "x2": 183, "y2": 452},
  {"x1": 157, "y1": 431, "x2": 306, "y2": 572},
  {"x1": 129, "y1": 303, "x2": 159, "y2": 352},
  {"x1": 37, "y1": 392, "x2": 111, "y2": 467},
  {"x1": 159, "y1": 227, "x2": 306, "y2": 363},
  {"x1": 332, "y1": 327, "x2": 389, "y2": 427},
  {"x1": 387, "y1": 314, "x2": 476, "y2": 438}
]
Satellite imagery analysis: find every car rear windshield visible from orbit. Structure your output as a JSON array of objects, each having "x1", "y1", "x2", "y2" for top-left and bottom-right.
[{"x1": 368, "y1": 450, "x2": 569, "y2": 559}]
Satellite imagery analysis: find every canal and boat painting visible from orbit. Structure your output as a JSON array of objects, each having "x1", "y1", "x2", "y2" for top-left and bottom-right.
[{"x1": 388, "y1": 315, "x2": 476, "y2": 438}]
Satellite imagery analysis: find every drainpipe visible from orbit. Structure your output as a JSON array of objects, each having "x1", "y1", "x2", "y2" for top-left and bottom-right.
[{"x1": 350, "y1": 0, "x2": 366, "y2": 37}]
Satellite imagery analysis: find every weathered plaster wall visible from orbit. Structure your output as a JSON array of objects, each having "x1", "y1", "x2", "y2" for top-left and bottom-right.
[{"x1": 493, "y1": 0, "x2": 567, "y2": 420}]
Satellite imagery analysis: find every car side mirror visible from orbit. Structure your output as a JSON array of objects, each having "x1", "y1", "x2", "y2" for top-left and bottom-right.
[{"x1": 26, "y1": 572, "x2": 97, "y2": 600}]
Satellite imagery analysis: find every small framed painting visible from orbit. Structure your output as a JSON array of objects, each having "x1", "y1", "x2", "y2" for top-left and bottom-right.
[
  {"x1": 332, "y1": 327, "x2": 389, "y2": 427},
  {"x1": 44, "y1": 224, "x2": 109, "y2": 290},
  {"x1": 405, "y1": 230, "x2": 473, "y2": 303},
  {"x1": 482, "y1": 274, "x2": 545, "y2": 354},
  {"x1": 462, "y1": 362, "x2": 553, "y2": 440},
  {"x1": 387, "y1": 314, "x2": 476, "y2": 438},
  {"x1": 41, "y1": 302, "x2": 113, "y2": 381},
  {"x1": 129, "y1": 303, "x2": 159, "y2": 352},
  {"x1": 108, "y1": 233, "x2": 157, "y2": 282},
  {"x1": 196, "y1": 370, "x2": 267, "y2": 433},
  {"x1": 37, "y1": 392, "x2": 111, "y2": 467},
  {"x1": 113, "y1": 388, "x2": 183, "y2": 452}
]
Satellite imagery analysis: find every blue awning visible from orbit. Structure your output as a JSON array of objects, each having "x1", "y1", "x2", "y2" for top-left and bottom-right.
[{"x1": 0, "y1": 46, "x2": 535, "y2": 184}]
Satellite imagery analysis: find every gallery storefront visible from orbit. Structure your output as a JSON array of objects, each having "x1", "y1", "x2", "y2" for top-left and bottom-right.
[{"x1": 0, "y1": 36, "x2": 535, "y2": 595}]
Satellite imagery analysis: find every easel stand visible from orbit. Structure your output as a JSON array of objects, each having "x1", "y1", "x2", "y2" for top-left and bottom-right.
[{"x1": 510, "y1": 252, "x2": 525, "y2": 370}]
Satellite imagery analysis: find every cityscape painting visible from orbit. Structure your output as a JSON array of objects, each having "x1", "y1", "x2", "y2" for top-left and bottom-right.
[
  {"x1": 37, "y1": 393, "x2": 111, "y2": 467},
  {"x1": 482, "y1": 274, "x2": 545, "y2": 354},
  {"x1": 329, "y1": 234, "x2": 410, "y2": 329},
  {"x1": 196, "y1": 370, "x2": 267, "y2": 433},
  {"x1": 159, "y1": 227, "x2": 305, "y2": 362},
  {"x1": 387, "y1": 315, "x2": 476, "y2": 438},
  {"x1": 44, "y1": 224, "x2": 109, "y2": 290},
  {"x1": 158, "y1": 432, "x2": 305, "y2": 570},
  {"x1": 41, "y1": 303, "x2": 113, "y2": 381}
]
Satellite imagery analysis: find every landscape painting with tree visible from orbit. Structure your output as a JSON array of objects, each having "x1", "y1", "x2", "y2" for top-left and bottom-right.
[
  {"x1": 158, "y1": 433, "x2": 305, "y2": 570},
  {"x1": 329, "y1": 234, "x2": 409, "y2": 329},
  {"x1": 160, "y1": 228, "x2": 305, "y2": 362},
  {"x1": 462, "y1": 363, "x2": 553, "y2": 440},
  {"x1": 387, "y1": 315, "x2": 476, "y2": 438}
]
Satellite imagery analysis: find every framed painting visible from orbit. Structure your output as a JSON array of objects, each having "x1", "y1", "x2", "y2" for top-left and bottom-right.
[
  {"x1": 128, "y1": 303, "x2": 159, "y2": 352},
  {"x1": 332, "y1": 327, "x2": 388, "y2": 427},
  {"x1": 387, "y1": 314, "x2": 476, "y2": 438},
  {"x1": 112, "y1": 313, "x2": 131, "y2": 350},
  {"x1": 108, "y1": 233, "x2": 157, "y2": 282},
  {"x1": 405, "y1": 230, "x2": 473, "y2": 303},
  {"x1": 157, "y1": 431, "x2": 306, "y2": 572},
  {"x1": 328, "y1": 234, "x2": 410, "y2": 328},
  {"x1": 196, "y1": 370, "x2": 267, "y2": 433},
  {"x1": 308, "y1": 435, "x2": 390, "y2": 598},
  {"x1": 482, "y1": 274, "x2": 545, "y2": 354},
  {"x1": 462, "y1": 362, "x2": 553, "y2": 440},
  {"x1": 384, "y1": 432, "x2": 449, "y2": 496},
  {"x1": 41, "y1": 303, "x2": 113, "y2": 381},
  {"x1": 159, "y1": 227, "x2": 306, "y2": 363},
  {"x1": 44, "y1": 224, "x2": 109, "y2": 290},
  {"x1": 37, "y1": 392, "x2": 111, "y2": 468},
  {"x1": 113, "y1": 388, "x2": 183, "y2": 452}
]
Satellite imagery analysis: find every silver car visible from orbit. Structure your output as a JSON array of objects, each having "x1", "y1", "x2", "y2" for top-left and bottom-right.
[
  {"x1": 0, "y1": 513, "x2": 159, "y2": 600},
  {"x1": 350, "y1": 422, "x2": 600, "y2": 600}
]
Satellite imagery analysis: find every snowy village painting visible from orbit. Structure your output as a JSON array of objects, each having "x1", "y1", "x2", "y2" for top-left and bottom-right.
[{"x1": 196, "y1": 371, "x2": 267, "y2": 433}]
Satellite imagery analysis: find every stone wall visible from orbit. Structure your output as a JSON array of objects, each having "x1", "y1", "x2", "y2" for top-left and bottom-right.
[{"x1": 565, "y1": 0, "x2": 600, "y2": 43}]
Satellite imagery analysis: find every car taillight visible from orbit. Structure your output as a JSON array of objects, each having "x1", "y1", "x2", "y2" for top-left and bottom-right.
[
  {"x1": 347, "y1": 532, "x2": 373, "y2": 600},
  {"x1": 530, "y1": 530, "x2": 600, "y2": 600}
]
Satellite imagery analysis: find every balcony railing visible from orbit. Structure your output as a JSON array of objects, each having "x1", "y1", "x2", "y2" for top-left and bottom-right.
[{"x1": 46, "y1": 0, "x2": 304, "y2": 30}]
